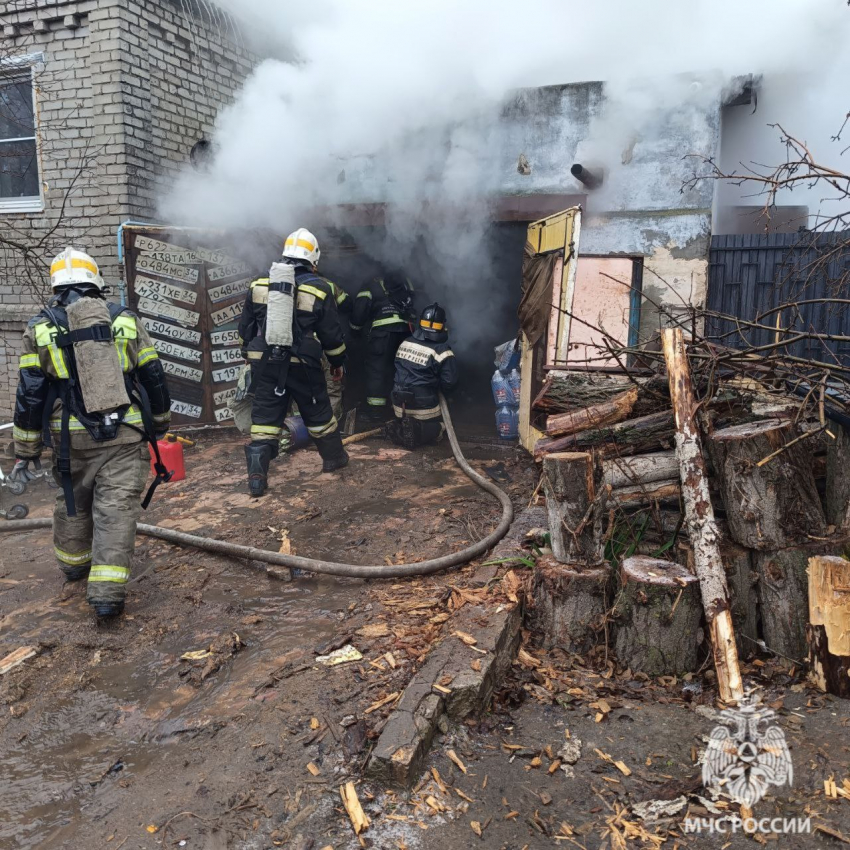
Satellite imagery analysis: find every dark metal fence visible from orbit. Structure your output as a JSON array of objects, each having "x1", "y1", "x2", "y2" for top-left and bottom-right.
[{"x1": 706, "y1": 232, "x2": 850, "y2": 367}]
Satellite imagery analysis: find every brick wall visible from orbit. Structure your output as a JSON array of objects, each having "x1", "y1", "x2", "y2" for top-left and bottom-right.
[{"x1": 0, "y1": 0, "x2": 255, "y2": 418}]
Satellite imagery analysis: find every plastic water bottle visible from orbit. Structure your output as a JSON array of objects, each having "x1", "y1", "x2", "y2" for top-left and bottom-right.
[
  {"x1": 507, "y1": 368, "x2": 521, "y2": 403},
  {"x1": 491, "y1": 370, "x2": 515, "y2": 406},
  {"x1": 496, "y1": 405, "x2": 519, "y2": 440}
]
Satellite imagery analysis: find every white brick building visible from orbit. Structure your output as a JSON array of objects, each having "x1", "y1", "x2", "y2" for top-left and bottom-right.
[{"x1": 0, "y1": 0, "x2": 254, "y2": 418}]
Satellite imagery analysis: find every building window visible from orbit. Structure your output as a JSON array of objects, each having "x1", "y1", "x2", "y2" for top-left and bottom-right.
[{"x1": 0, "y1": 64, "x2": 42, "y2": 213}]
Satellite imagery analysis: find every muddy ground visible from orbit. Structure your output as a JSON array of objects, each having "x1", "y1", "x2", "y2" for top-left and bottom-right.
[{"x1": 1, "y1": 434, "x2": 849, "y2": 850}]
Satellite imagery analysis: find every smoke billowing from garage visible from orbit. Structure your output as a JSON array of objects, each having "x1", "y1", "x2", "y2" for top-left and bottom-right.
[{"x1": 159, "y1": 0, "x2": 849, "y2": 361}]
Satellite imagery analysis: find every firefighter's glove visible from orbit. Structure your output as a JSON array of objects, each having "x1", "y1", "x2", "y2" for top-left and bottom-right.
[{"x1": 10, "y1": 458, "x2": 40, "y2": 483}]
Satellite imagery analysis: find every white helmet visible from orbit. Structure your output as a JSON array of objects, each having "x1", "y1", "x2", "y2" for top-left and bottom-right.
[
  {"x1": 282, "y1": 228, "x2": 320, "y2": 266},
  {"x1": 50, "y1": 247, "x2": 103, "y2": 290}
]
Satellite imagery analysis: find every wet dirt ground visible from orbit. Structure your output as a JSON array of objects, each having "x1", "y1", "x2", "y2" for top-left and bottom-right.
[{"x1": 2, "y1": 435, "x2": 849, "y2": 849}]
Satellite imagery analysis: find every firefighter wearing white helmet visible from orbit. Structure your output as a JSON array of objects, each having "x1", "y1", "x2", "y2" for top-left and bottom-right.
[
  {"x1": 50, "y1": 246, "x2": 104, "y2": 290},
  {"x1": 238, "y1": 228, "x2": 350, "y2": 497},
  {"x1": 11, "y1": 247, "x2": 172, "y2": 620}
]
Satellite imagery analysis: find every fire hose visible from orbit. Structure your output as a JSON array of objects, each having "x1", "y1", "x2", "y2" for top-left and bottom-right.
[{"x1": 0, "y1": 396, "x2": 514, "y2": 579}]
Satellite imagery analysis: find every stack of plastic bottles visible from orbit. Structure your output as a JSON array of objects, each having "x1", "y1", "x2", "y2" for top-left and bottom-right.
[{"x1": 492, "y1": 339, "x2": 521, "y2": 440}]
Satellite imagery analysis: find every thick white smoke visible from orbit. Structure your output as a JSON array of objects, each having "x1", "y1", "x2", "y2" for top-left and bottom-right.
[
  {"x1": 162, "y1": 0, "x2": 849, "y2": 230},
  {"x1": 160, "y1": 0, "x2": 849, "y2": 365}
]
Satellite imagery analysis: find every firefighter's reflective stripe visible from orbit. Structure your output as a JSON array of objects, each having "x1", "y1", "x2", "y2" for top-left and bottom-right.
[
  {"x1": 325, "y1": 343, "x2": 346, "y2": 357},
  {"x1": 34, "y1": 322, "x2": 70, "y2": 379},
  {"x1": 115, "y1": 336, "x2": 130, "y2": 372},
  {"x1": 50, "y1": 256, "x2": 99, "y2": 277},
  {"x1": 246, "y1": 350, "x2": 265, "y2": 361},
  {"x1": 433, "y1": 349, "x2": 455, "y2": 362},
  {"x1": 152, "y1": 411, "x2": 170, "y2": 425},
  {"x1": 50, "y1": 408, "x2": 144, "y2": 431},
  {"x1": 307, "y1": 416, "x2": 338, "y2": 437},
  {"x1": 13, "y1": 425, "x2": 40, "y2": 442},
  {"x1": 372, "y1": 315, "x2": 404, "y2": 328},
  {"x1": 19, "y1": 353, "x2": 39, "y2": 369},
  {"x1": 88, "y1": 565, "x2": 131, "y2": 584},
  {"x1": 55, "y1": 546, "x2": 92, "y2": 565},
  {"x1": 367, "y1": 397, "x2": 387, "y2": 406},
  {"x1": 349, "y1": 323, "x2": 364, "y2": 331},
  {"x1": 250, "y1": 278, "x2": 270, "y2": 288},
  {"x1": 298, "y1": 284, "x2": 327, "y2": 301},
  {"x1": 394, "y1": 404, "x2": 441, "y2": 420},
  {"x1": 137, "y1": 346, "x2": 158, "y2": 367},
  {"x1": 251, "y1": 424, "x2": 283, "y2": 438},
  {"x1": 356, "y1": 291, "x2": 372, "y2": 299}
]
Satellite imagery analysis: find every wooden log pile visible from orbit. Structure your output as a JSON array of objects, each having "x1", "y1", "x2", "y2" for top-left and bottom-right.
[{"x1": 529, "y1": 337, "x2": 850, "y2": 699}]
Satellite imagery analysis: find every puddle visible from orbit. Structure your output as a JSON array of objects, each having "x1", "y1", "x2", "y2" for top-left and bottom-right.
[{"x1": 0, "y1": 567, "x2": 346, "y2": 849}]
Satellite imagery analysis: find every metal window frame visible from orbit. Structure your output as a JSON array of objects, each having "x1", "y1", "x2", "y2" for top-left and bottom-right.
[{"x1": 0, "y1": 53, "x2": 45, "y2": 214}]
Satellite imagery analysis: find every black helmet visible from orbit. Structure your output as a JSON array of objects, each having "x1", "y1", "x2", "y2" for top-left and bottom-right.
[{"x1": 413, "y1": 302, "x2": 448, "y2": 343}]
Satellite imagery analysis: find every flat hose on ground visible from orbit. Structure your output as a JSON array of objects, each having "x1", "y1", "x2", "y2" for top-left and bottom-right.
[{"x1": 0, "y1": 396, "x2": 514, "y2": 579}]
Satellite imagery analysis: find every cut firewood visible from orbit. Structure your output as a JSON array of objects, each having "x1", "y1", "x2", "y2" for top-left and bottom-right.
[
  {"x1": 601, "y1": 450, "x2": 678, "y2": 489},
  {"x1": 826, "y1": 422, "x2": 850, "y2": 530},
  {"x1": 661, "y1": 328, "x2": 743, "y2": 704},
  {"x1": 364, "y1": 692, "x2": 400, "y2": 714},
  {"x1": 545, "y1": 387, "x2": 639, "y2": 437},
  {"x1": 535, "y1": 410, "x2": 675, "y2": 460},
  {"x1": 306, "y1": 761, "x2": 321, "y2": 776},
  {"x1": 707, "y1": 418, "x2": 826, "y2": 550},
  {"x1": 613, "y1": 557, "x2": 701, "y2": 676},
  {"x1": 340, "y1": 782, "x2": 370, "y2": 835},
  {"x1": 808, "y1": 555, "x2": 850, "y2": 698},
  {"x1": 542, "y1": 452, "x2": 603, "y2": 564},
  {"x1": 606, "y1": 479, "x2": 681, "y2": 509},
  {"x1": 530, "y1": 556, "x2": 610, "y2": 653}
]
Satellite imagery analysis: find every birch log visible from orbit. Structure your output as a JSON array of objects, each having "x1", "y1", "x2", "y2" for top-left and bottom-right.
[
  {"x1": 661, "y1": 328, "x2": 743, "y2": 704},
  {"x1": 826, "y1": 423, "x2": 850, "y2": 530}
]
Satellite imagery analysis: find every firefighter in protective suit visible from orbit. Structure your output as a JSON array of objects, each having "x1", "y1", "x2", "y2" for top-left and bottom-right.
[
  {"x1": 239, "y1": 228, "x2": 348, "y2": 497},
  {"x1": 386, "y1": 303, "x2": 459, "y2": 449},
  {"x1": 350, "y1": 271, "x2": 415, "y2": 421},
  {"x1": 11, "y1": 248, "x2": 172, "y2": 619}
]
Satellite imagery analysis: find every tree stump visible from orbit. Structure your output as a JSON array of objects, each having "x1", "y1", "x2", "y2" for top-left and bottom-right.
[
  {"x1": 708, "y1": 418, "x2": 826, "y2": 550},
  {"x1": 826, "y1": 423, "x2": 850, "y2": 530},
  {"x1": 530, "y1": 556, "x2": 611, "y2": 653},
  {"x1": 613, "y1": 556, "x2": 702, "y2": 676},
  {"x1": 754, "y1": 540, "x2": 847, "y2": 661},
  {"x1": 807, "y1": 555, "x2": 850, "y2": 698},
  {"x1": 542, "y1": 452, "x2": 602, "y2": 565}
]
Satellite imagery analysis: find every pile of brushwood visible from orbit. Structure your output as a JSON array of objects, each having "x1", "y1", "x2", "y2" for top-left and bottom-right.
[{"x1": 528, "y1": 310, "x2": 850, "y2": 701}]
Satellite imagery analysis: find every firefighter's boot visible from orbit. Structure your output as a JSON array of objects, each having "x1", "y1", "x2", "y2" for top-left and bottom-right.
[
  {"x1": 93, "y1": 600, "x2": 125, "y2": 619},
  {"x1": 316, "y1": 433, "x2": 350, "y2": 473},
  {"x1": 61, "y1": 565, "x2": 91, "y2": 582},
  {"x1": 245, "y1": 442, "x2": 275, "y2": 497}
]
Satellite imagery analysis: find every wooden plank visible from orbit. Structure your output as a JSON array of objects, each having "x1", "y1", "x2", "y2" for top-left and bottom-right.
[{"x1": 0, "y1": 646, "x2": 37, "y2": 675}]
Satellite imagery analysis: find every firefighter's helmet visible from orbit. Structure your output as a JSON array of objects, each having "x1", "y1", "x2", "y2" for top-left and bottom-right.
[
  {"x1": 282, "y1": 228, "x2": 320, "y2": 266},
  {"x1": 50, "y1": 247, "x2": 103, "y2": 290},
  {"x1": 414, "y1": 302, "x2": 448, "y2": 343}
]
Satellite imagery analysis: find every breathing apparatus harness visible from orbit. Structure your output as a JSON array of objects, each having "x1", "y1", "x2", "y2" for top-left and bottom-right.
[{"x1": 40, "y1": 291, "x2": 172, "y2": 517}]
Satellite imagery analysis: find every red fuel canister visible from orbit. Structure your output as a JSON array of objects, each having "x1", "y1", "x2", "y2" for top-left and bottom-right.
[{"x1": 150, "y1": 437, "x2": 185, "y2": 482}]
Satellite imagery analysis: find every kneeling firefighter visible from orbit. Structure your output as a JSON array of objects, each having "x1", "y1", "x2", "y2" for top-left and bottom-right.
[
  {"x1": 11, "y1": 248, "x2": 172, "y2": 619},
  {"x1": 239, "y1": 228, "x2": 349, "y2": 497},
  {"x1": 350, "y1": 270, "x2": 415, "y2": 422},
  {"x1": 386, "y1": 303, "x2": 459, "y2": 449}
]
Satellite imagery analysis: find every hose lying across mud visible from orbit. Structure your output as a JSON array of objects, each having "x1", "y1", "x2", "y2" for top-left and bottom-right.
[{"x1": 1, "y1": 396, "x2": 514, "y2": 579}]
